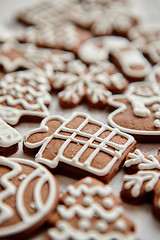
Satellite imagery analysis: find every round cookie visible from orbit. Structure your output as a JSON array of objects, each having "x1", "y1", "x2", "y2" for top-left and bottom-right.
[{"x1": 0, "y1": 156, "x2": 59, "y2": 239}]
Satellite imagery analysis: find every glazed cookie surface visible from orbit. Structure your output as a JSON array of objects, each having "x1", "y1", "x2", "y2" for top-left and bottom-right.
[
  {"x1": 107, "y1": 81, "x2": 160, "y2": 141},
  {"x1": 47, "y1": 177, "x2": 136, "y2": 240},
  {"x1": 0, "y1": 156, "x2": 59, "y2": 239},
  {"x1": 121, "y1": 149, "x2": 160, "y2": 220},
  {"x1": 23, "y1": 112, "x2": 136, "y2": 183}
]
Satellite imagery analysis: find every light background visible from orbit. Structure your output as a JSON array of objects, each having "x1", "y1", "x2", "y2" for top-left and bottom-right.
[{"x1": 0, "y1": 0, "x2": 160, "y2": 239}]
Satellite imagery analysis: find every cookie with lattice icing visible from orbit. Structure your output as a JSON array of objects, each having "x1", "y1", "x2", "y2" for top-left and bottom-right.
[
  {"x1": 129, "y1": 25, "x2": 160, "y2": 65},
  {"x1": 0, "y1": 40, "x2": 54, "y2": 73},
  {"x1": 0, "y1": 68, "x2": 51, "y2": 125},
  {"x1": 78, "y1": 36, "x2": 151, "y2": 81},
  {"x1": 121, "y1": 149, "x2": 160, "y2": 220},
  {"x1": 107, "y1": 81, "x2": 160, "y2": 142},
  {"x1": 0, "y1": 119, "x2": 21, "y2": 156},
  {"x1": 41, "y1": 57, "x2": 128, "y2": 108},
  {"x1": 46, "y1": 177, "x2": 136, "y2": 240},
  {"x1": 72, "y1": 1, "x2": 138, "y2": 37},
  {"x1": 0, "y1": 156, "x2": 59, "y2": 239},
  {"x1": 23, "y1": 112, "x2": 136, "y2": 183}
]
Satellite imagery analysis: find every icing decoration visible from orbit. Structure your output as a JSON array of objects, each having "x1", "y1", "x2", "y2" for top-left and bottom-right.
[
  {"x1": 129, "y1": 25, "x2": 160, "y2": 64},
  {"x1": 0, "y1": 68, "x2": 51, "y2": 125},
  {"x1": 78, "y1": 36, "x2": 151, "y2": 80},
  {"x1": 0, "y1": 119, "x2": 21, "y2": 147},
  {"x1": 43, "y1": 58, "x2": 127, "y2": 107},
  {"x1": 124, "y1": 149, "x2": 160, "y2": 197},
  {"x1": 24, "y1": 112, "x2": 135, "y2": 177},
  {"x1": 0, "y1": 156, "x2": 58, "y2": 238},
  {"x1": 72, "y1": 1, "x2": 138, "y2": 37},
  {"x1": 107, "y1": 81, "x2": 160, "y2": 136},
  {"x1": 47, "y1": 177, "x2": 136, "y2": 240},
  {"x1": 0, "y1": 26, "x2": 16, "y2": 43},
  {"x1": 0, "y1": 40, "x2": 53, "y2": 72}
]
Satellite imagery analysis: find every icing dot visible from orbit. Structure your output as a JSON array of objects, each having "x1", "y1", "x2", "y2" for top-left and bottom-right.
[
  {"x1": 82, "y1": 196, "x2": 93, "y2": 207},
  {"x1": 30, "y1": 202, "x2": 36, "y2": 210},
  {"x1": 64, "y1": 196, "x2": 76, "y2": 206},
  {"x1": 18, "y1": 174, "x2": 27, "y2": 180},
  {"x1": 83, "y1": 177, "x2": 92, "y2": 185},
  {"x1": 154, "y1": 119, "x2": 160, "y2": 128},
  {"x1": 95, "y1": 220, "x2": 108, "y2": 233},
  {"x1": 25, "y1": 93, "x2": 34, "y2": 101},
  {"x1": 78, "y1": 218, "x2": 90, "y2": 231},
  {"x1": 154, "y1": 111, "x2": 160, "y2": 119},
  {"x1": 115, "y1": 219, "x2": 127, "y2": 231},
  {"x1": 103, "y1": 197, "x2": 114, "y2": 209},
  {"x1": 152, "y1": 103, "x2": 160, "y2": 111}
]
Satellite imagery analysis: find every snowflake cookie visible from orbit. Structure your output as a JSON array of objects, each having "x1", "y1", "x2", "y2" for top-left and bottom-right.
[
  {"x1": 42, "y1": 57, "x2": 128, "y2": 108},
  {"x1": 46, "y1": 177, "x2": 136, "y2": 240},
  {"x1": 72, "y1": 1, "x2": 138, "y2": 37},
  {"x1": 0, "y1": 119, "x2": 21, "y2": 156},
  {"x1": 107, "y1": 81, "x2": 160, "y2": 142},
  {"x1": 0, "y1": 68, "x2": 51, "y2": 125},
  {"x1": 78, "y1": 36, "x2": 151, "y2": 81},
  {"x1": 129, "y1": 25, "x2": 160, "y2": 65},
  {"x1": 0, "y1": 156, "x2": 59, "y2": 239},
  {"x1": 23, "y1": 112, "x2": 136, "y2": 183},
  {"x1": 0, "y1": 40, "x2": 54, "y2": 73},
  {"x1": 121, "y1": 149, "x2": 160, "y2": 220}
]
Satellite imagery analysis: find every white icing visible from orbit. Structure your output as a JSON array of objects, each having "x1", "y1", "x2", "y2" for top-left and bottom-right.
[
  {"x1": 0, "y1": 156, "x2": 58, "y2": 238},
  {"x1": 115, "y1": 219, "x2": 127, "y2": 231},
  {"x1": 0, "y1": 119, "x2": 21, "y2": 147},
  {"x1": 78, "y1": 218, "x2": 91, "y2": 231},
  {"x1": 83, "y1": 177, "x2": 93, "y2": 185},
  {"x1": 82, "y1": 196, "x2": 93, "y2": 207},
  {"x1": 0, "y1": 68, "x2": 51, "y2": 125},
  {"x1": 24, "y1": 112, "x2": 135, "y2": 176},
  {"x1": 95, "y1": 220, "x2": 108, "y2": 232},
  {"x1": 103, "y1": 197, "x2": 114, "y2": 209},
  {"x1": 107, "y1": 81, "x2": 160, "y2": 136},
  {"x1": 78, "y1": 36, "x2": 150, "y2": 81},
  {"x1": 64, "y1": 196, "x2": 76, "y2": 207},
  {"x1": 18, "y1": 174, "x2": 27, "y2": 181},
  {"x1": 124, "y1": 149, "x2": 160, "y2": 197}
]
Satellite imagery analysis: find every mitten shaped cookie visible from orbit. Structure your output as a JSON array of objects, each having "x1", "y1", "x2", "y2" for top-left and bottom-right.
[
  {"x1": 121, "y1": 149, "x2": 160, "y2": 220},
  {"x1": 23, "y1": 112, "x2": 136, "y2": 183}
]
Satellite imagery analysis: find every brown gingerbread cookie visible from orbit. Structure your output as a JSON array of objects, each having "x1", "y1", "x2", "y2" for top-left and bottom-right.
[
  {"x1": 71, "y1": 1, "x2": 138, "y2": 37},
  {"x1": 46, "y1": 177, "x2": 136, "y2": 240},
  {"x1": 0, "y1": 40, "x2": 54, "y2": 73},
  {"x1": 78, "y1": 36, "x2": 151, "y2": 81},
  {"x1": 129, "y1": 25, "x2": 160, "y2": 65},
  {"x1": 0, "y1": 119, "x2": 21, "y2": 156},
  {"x1": 41, "y1": 57, "x2": 128, "y2": 108},
  {"x1": 0, "y1": 156, "x2": 59, "y2": 239},
  {"x1": 107, "y1": 81, "x2": 160, "y2": 142},
  {"x1": 121, "y1": 149, "x2": 160, "y2": 220},
  {"x1": 23, "y1": 112, "x2": 136, "y2": 183},
  {"x1": 0, "y1": 68, "x2": 51, "y2": 125}
]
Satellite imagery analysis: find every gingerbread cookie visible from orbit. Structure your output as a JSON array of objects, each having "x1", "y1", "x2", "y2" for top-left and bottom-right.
[
  {"x1": 0, "y1": 68, "x2": 51, "y2": 125},
  {"x1": 0, "y1": 119, "x2": 21, "y2": 156},
  {"x1": 129, "y1": 25, "x2": 160, "y2": 65},
  {"x1": 17, "y1": 22, "x2": 92, "y2": 53},
  {"x1": 78, "y1": 36, "x2": 151, "y2": 81},
  {"x1": 42, "y1": 58, "x2": 128, "y2": 108},
  {"x1": 121, "y1": 149, "x2": 160, "y2": 220},
  {"x1": 107, "y1": 81, "x2": 160, "y2": 142},
  {"x1": 0, "y1": 40, "x2": 54, "y2": 73},
  {"x1": 72, "y1": 1, "x2": 138, "y2": 37},
  {"x1": 47, "y1": 177, "x2": 136, "y2": 240},
  {"x1": 23, "y1": 112, "x2": 136, "y2": 183},
  {"x1": 0, "y1": 156, "x2": 59, "y2": 239}
]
